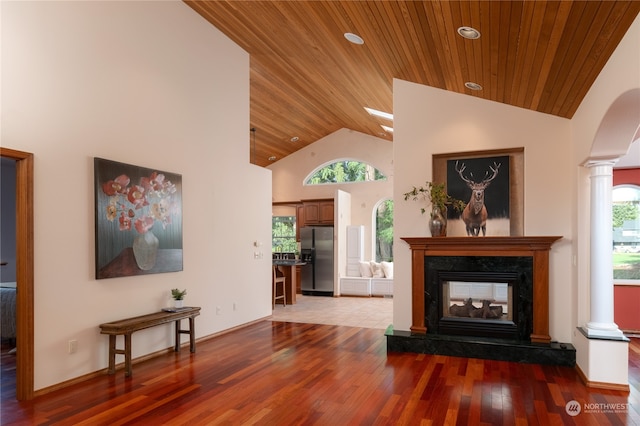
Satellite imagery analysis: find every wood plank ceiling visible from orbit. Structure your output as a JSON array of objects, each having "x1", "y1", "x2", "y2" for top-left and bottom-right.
[{"x1": 185, "y1": 1, "x2": 640, "y2": 167}]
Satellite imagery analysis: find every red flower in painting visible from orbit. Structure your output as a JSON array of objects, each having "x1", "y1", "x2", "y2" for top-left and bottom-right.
[
  {"x1": 127, "y1": 184, "x2": 148, "y2": 210},
  {"x1": 119, "y1": 212, "x2": 132, "y2": 231},
  {"x1": 102, "y1": 175, "x2": 130, "y2": 196},
  {"x1": 140, "y1": 172, "x2": 164, "y2": 192}
]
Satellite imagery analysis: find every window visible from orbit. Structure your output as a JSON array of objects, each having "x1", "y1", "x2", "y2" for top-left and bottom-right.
[
  {"x1": 272, "y1": 216, "x2": 297, "y2": 253},
  {"x1": 305, "y1": 160, "x2": 386, "y2": 185},
  {"x1": 613, "y1": 185, "x2": 640, "y2": 281},
  {"x1": 375, "y1": 199, "x2": 393, "y2": 262}
]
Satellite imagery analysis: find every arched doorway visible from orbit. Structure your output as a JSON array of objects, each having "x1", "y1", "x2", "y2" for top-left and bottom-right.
[{"x1": 589, "y1": 88, "x2": 640, "y2": 157}]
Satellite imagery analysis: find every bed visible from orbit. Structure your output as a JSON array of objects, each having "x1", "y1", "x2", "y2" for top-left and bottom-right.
[{"x1": 1, "y1": 282, "x2": 17, "y2": 340}]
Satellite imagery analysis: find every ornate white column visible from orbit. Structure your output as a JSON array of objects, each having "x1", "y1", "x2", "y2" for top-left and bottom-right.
[{"x1": 584, "y1": 159, "x2": 624, "y2": 338}]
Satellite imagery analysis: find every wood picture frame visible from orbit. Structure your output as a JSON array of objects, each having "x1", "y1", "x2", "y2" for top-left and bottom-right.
[
  {"x1": 94, "y1": 158, "x2": 183, "y2": 279},
  {"x1": 432, "y1": 148, "x2": 524, "y2": 236}
]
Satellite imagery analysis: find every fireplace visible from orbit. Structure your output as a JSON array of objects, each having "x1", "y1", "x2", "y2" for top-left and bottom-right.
[
  {"x1": 386, "y1": 236, "x2": 576, "y2": 366},
  {"x1": 426, "y1": 258, "x2": 532, "y2": 341}
]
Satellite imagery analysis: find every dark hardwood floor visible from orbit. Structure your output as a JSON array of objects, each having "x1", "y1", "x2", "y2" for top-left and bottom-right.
[
  {"x1": 1, "y1": 324, "x2": 639, "y2": 425},
  {"x1": 1, "y1": 340, "x2": 17, "y2": 403}
]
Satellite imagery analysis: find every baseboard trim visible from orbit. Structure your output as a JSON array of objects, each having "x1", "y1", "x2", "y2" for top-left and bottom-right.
[
  {"x1": 575, "y1": 364, "x2": 630, "y2": 392},
  {"x1": 33, "y1": 317, "x2": 271, "y2": 397},
  {"x1": 33, "y1": 369, "x2": 104, "y2": 397},
  {"x1": 195, "y1": 317, "x2": 269, "y2": 345}
]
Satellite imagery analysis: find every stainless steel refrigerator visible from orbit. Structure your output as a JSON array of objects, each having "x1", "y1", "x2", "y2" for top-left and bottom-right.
[{"x1": 300, "y1": 226, "x2": 334, "y2": 296}]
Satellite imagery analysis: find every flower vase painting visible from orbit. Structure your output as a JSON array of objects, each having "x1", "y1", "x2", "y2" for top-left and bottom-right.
[{"x1": 94, "y1": 158, "x2": 183, "y2": 279}]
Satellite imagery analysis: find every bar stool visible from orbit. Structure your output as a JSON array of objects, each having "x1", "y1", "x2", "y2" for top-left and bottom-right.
[{"x1": 273, "y1": 265, "x2": 286, "y2": 308}]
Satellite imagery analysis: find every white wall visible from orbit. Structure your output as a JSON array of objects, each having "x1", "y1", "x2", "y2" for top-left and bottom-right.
[
  {"x1": 269, "y1": 128, "x2": 393, "y2": 261},
  {"x1": 393, "y1": 82, "x2": 574, "y2": 341},
  {"x1": 2, "y1": 1, "x2": 272, "y2": 390}
]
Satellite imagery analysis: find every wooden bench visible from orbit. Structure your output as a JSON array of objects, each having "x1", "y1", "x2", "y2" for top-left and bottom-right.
[{"x1": 99, "y1": 307, "x2": 201, "y2": 377}]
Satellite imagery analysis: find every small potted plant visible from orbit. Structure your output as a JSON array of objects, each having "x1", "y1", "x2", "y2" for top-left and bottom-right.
[
  {"x1": 171, "y1": 288, "x2": 187, "y2": 308},
  {"x1": 403, "y1": 181, "x2": 466, "y2": 237}
]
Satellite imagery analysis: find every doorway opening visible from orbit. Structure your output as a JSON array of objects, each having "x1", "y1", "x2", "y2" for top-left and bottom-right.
[{"x1": 0, "y1": 148, "x2": 34, "y2": 401}]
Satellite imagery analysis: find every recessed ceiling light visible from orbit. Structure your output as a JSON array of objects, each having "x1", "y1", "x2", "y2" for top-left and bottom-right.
[
  {"x1": 364, "y1": 107, "x2": 393, "y2": 121},
  {"x1": 268, "y1": 156, "x2": 276, "y2": 161},
  {"x1": 290, "y1": 136, "x2": 299, "y2": 143},
  {"x1": 381, "y1": 125, "x2": 394, "y2": 133},
  {"x1": 344, "y1": 32, "x2": 364, "y2": 45},
  {"x1": 465, "y1": 82, "x2": 483, "y2": 91},
  {"x1": 457, "y1": 26, "x2": 481, "y2": 40}
]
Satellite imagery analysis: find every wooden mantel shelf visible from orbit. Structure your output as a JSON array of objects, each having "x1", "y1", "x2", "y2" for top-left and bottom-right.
[
  {"x1": 401, "y1": 236, "x2": 562, "y2": 253},
  {"x1": 401, "y1": 236, "x2": 562, "y2": 343}
]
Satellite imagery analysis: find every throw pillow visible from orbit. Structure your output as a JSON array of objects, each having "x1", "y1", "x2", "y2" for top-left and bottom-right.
[
  {"x1": 381, "y1": 261, "x2": 394, "y2": 279},
  {"x1": 359, "y1": 261, "x2": 373, "y2": 278},
  {"x1": 370, "y1": 261, "x2": 385, "y2": 278}
]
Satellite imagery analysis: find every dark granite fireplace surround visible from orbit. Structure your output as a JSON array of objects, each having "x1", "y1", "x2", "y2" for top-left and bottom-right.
[{"x1": 387, "y1": 237, "x2": 576, "y2": 366}]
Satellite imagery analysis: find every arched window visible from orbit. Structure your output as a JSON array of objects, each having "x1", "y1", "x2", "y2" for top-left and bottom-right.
[
  {"x1": 375, "y1": 199, "x2": 393, "y2": 262},
  {"x1": 613, "y1": 184, "x2": 640, "y2": 281},
  {"x1": 305, "y1": 160, "x2": 386, "y2": 185}
]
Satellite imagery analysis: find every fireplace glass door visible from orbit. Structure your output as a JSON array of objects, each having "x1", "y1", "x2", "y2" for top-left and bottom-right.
[
  {"x1": 443, "y1": 281, "x2": 513, "y2": 321},
  {"x1": 436, "y1": 271, "x2": 520, "y2": 339}
]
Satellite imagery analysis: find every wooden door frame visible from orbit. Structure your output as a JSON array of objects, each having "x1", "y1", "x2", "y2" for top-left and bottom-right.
[{"x1": 1, "y1": 147, "x2": 34, "y2": 400}]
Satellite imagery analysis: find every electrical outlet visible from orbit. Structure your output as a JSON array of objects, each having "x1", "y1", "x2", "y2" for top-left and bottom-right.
[
  {"x1": 233, "y1": 302, "x2": 237, "y2": 311},
  {"x1": 216, "y1": 306, "x2": 221, "y2": 315},
  {"x1": 68, "y1": 340, "x2": 77, "y2": 354}
]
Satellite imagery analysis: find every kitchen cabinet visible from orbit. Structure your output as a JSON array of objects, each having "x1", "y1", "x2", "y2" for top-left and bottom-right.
[
  {"x1": 319, "y1": 201, "x2": 334, "y2": 224},
  {"x1": 302, "y1": 199, "x2": 334, "y2": 225},
  {"x1": 304, "y1": 202, "x2": 319, "y2": 223}
]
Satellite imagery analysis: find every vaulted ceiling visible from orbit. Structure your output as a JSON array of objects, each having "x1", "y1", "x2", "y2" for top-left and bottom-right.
[{"x1": 185, "y1": 1, "x2": 640, "y2": 167}]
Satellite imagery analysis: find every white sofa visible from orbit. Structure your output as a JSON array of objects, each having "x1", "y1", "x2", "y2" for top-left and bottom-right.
[{"x1": 340, "y1": 261, "x2": 393, "y2": 297}]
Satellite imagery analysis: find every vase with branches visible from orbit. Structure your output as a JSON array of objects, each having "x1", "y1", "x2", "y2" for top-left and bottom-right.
[{"x1": 403, "y1": 181, "x2": 466, "y2": 236}]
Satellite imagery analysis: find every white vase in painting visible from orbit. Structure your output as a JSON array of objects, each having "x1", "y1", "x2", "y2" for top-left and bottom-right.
[{"x1": 132, "y1": 230, "x2": 159, "y2": 270}]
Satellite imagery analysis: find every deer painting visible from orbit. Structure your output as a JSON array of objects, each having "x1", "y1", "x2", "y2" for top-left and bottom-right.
[{"x1": 455, "y1": 160, "x2": 501, "y2": 236}]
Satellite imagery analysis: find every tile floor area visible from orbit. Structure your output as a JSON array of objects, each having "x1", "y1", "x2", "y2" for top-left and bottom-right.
[{"x1": 271, "y1": 294, "x2": 393, "y2": 330}]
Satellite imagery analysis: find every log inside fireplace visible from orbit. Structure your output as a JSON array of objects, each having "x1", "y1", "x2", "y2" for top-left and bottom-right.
[{"x1": 438, "y1": 271, "x2": 519, "y2": 339}]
